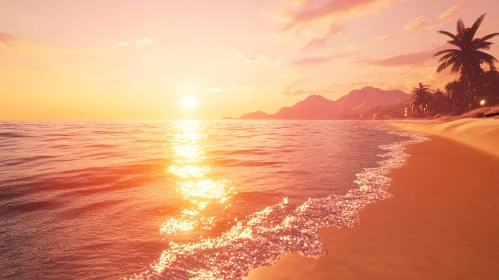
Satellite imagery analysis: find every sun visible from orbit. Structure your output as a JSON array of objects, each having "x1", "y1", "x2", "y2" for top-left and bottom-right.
[{"x1": 182, "y1": 96, "x2": 198, "y2": 109}]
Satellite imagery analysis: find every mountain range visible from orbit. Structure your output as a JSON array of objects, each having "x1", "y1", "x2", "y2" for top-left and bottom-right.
[{"x1": 238, "y1": 86, "x2": 412, "y2": 120}]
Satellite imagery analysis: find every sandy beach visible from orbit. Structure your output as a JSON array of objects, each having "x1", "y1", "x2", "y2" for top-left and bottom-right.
[{"x1": 246, "y1": 119, "x2": 499, "y2": 280}]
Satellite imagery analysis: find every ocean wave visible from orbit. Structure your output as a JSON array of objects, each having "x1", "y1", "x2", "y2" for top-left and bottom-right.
[
  {"x1": 0, "y1": 155, "x2": 58, "y2": 167},
  {"x1": 0, "y1": 200, "x2": 66, "y2": 216},
  {"x1": 129, "y1": 128, "x2": 429, "y2": 279},
  {"x1": 0, "y1": 132, "x2": 32, "y2": 138}
]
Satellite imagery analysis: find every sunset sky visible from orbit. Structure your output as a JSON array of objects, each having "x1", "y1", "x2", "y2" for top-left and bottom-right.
[{"x1": 1, "y1": 0, "x2": 498, "y2": 119}]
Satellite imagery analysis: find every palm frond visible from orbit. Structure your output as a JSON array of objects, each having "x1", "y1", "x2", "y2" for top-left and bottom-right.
[
  {"x1": 433, "y1": 49, "x2": 458, "y2": 57},
  {"x1": 476, "y1": 51, "x2": 498, "y2": 62},
  {"x1": 476, "y1": 51, "x2": 498, "y2": 69},
  {"x1": 451, "y1": 59, "x2": 462, "y2": 73},
  {"x1": 457, "y1": 18, "x2": 466, "y2": 35},
  {"x1": 469, "y1": 14, "x2": 486, "y2": 39},
  {"x1": 477, "y1": 32, "x2": 499, "y2": 42},
  {"x1": 438, "y1": 30, "x2": 457, "y2": 40},
  {"x1": 447, "y1": 40, "x2": 463, "y2": 49},
  {"x1": 437, "y1": 56, "x2": 460, "y2": 73},
  {"x1": 438, "y1": 52, "x2": 458, "y2": 63},
  {"x1": 473, "y1": 41, "x2": 493, "y2": 50},
  {"x1": 437, "y1": 63, "x2": 448, "y2": 73}
]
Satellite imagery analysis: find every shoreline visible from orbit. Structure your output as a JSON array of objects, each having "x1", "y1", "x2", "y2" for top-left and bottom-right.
[
  {"x1": 246, "y1": 123, "x2": 499, "y2": 279},
  {"x1": 391, "y1": 118, "x2": 499, "y2": 158}
]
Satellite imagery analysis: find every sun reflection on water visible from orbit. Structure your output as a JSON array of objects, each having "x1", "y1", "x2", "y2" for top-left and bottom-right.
[{"x1": 162, "y1": 120, "x2": 235, "y2": 236}]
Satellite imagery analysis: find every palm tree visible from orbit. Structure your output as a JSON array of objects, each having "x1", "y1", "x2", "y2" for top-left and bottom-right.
[
  {"x1": 434, "y1": 14, "x2": 499, "y2": 107},
  {"x1": 434, "y1": 14, "x2": 498, "y2": 77},
  {"x1": 431, "y1": 89, "x2": 450, "y2": 115},
  {"x1": 477, "y1": 69, "x2": 499, "y2": 105},
  {"x1": 445, "y1": 80, "x2": 469, "y2": 112},
  {"x1": 411, "y1": 83, "x2": 432, "y2": 116}
]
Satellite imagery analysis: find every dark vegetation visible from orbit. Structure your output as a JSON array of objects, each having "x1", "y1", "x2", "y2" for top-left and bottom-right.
[{"x1": 412, "y1": 14, "x2": 499, "y2": 117}]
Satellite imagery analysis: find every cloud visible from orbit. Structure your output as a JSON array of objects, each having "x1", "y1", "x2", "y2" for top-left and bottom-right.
[
  {"x1": 279, "y1": 0, "x2": 404, "y2": 33},
  {"x1": 236, "y1": 53, "x2": 259, "y2": 62},
  {"x1": 324, "y1": 22, "x2": 345, "y2": 37},
  {"x1": 136, "y1": 37, "x2": 158, "y2": 46},
  {"x1": 291, "y1": 55, "x2": 338, "y2": 66},
  {"x1": 301, "y1": 23, "x2": 344, "y2": 51},
  {"x1": 236, "y1": 53, "x2": 288, "y2": 69},
  {"x1": 205, "y1": 87, "x2": 222, "y2": 92},
  {"x1": 282, "y1": 85, "x2": 326, "y2": 95},
  {"x1": 282, "y1": 71, "x2": 304, "y2": 82},
  {"x1": 292, "y1": 35, "x2": 390, "y2": 66},
  {"x1": 168, "y1": 84, "x2": 252, "y2": 93},
  {"x1": 356, "y1": 45, "x2": 446, "y2": 67},
  {"x1": 115, "y1": 42, "x2": 130, "y2": 47},
  {"x1": 0, "y1": 32, "x2": 17, "y2": 46},
  {"x1": 0, "y1": 32, "x2": 89, "y2": 54},
  {"x1": 347, "y1": 35, "x2": 391, "y2": 51},
  {"x1": 405, "y1": 16, "x2": 428, "y2": 31},
  {"x1": 367, "y1": 35, "x2": 391, "y2": 43},
  {"x1": 175, "y1": 84, "x2": 200, "y2": 90},
  {"x1": 405, "y1": 0, "x2": 469, "y2": 32},
  {"x1": 301, "y1": 37, "x2": 330, "y2": 50},
  {"x1": 115, "y1": 37, "x2": 158, "y2": 47},
  {"x1": 226, "y1": 85, "x2": 252, "y2": 91},
  {"x1": 438, "y1": 0, "x2": 469, "y2": 21},
  {"x1": 207, "y1": 85, "x2": 252, "y2": 92}
]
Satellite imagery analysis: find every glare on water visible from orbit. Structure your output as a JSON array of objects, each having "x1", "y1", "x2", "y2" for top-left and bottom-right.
[
  {"x1": 0, "y1": 120, "x2": 419, "y2": 279},
  {"x1": 162, "y1": 120, "x2": 235, "y2": 236}
]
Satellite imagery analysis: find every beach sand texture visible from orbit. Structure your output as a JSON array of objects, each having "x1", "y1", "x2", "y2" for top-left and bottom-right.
[
  {"x1": 392, "y1": 118, "x2": 499, "y2": 158},
  {"x1": 247, "y1": 120, "x2": 499, "y2": 280}
]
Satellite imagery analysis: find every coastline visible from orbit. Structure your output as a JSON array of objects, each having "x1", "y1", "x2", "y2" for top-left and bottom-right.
[
  {"x1": 246, "y1": 121, "x2": 499, "y2": 279},
  {"x1": 391, "y1": 118, "x2": 499, "y2": 158}
]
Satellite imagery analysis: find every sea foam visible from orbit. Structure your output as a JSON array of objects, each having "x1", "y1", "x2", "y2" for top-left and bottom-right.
[{"x1": 130, "y1": 128, "x2": 429, "y2": 280}]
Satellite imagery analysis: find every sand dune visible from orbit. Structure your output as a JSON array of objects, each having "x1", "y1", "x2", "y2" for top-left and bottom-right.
[{"x1": 392, "y1": 118, "x2": 499, "y2": 158}]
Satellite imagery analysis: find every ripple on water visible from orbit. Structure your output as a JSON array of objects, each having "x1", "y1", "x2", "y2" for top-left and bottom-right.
[{"x1": 130, "y1": 130, "x2": 428, "y2": 280}]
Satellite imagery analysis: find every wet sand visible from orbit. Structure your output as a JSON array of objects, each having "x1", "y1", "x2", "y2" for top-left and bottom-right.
[{"x1": 246, "y1": 136, "x2": 499, "y2": 280}]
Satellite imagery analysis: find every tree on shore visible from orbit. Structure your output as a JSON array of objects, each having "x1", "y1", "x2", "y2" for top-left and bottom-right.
[
  {"x1": 411, "y1": 83, "x2": 432, "y2": 116},
  {"x1": 430, "y1": 89, "x2": 451, "y2": 115},
  {"x1": 445, "y1": 80, "x2": 469, "y2": 112},
  {"x1": 433, "y1": 14, "x2": 499, "y2": 108},
  {"x1": 477, "y1": 69, "x2": 499, "y2": 104}
]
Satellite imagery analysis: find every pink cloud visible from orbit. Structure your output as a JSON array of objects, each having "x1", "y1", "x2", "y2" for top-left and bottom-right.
[
  {"x1": 0, "y1": 32, "x2": 17, "y2": 46},
  {"x1": 357, "y1": 45, "x2": 447, "y2": 67},
  {"x1": 279, "y1": 0, "x2": 403, "y2": 33},
  {"x1": 1, "y1": 31, "x2": 89, "y2": 54},
  {"x1": 291, "y1": 55, "x2": 337, "y2": 66},
  {"x1": 301, "y1": 23, "x2": 344, "y2": 51},
  {"x1": 294, "y1": 35, "x2": 390, "y2": 66},
  {"x1": 301, "y1": 37, "x2": 330, "y2": 51},
  {"x1": 405, "y1": 0, "x2": 469, "y2": 32},
  {"x1": 282, "y1": 85, "x2": 326, "y2": 95},
  {"x1": 237, "y1": 53, "x2": 288, "y2": 69},
  {"x1": 438, "y1": 0, "x2": 469, "y2": 21},
  {"x1": 324, "y1": 22, "x2": 345, "y2": 37},
  {"x1": 405, "y1": 16, "x2": 428, "y2": 31}
]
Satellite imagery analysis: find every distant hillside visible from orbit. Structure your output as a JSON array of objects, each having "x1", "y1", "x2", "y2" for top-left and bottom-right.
[
  {"x1": 336, "y1": 86, "x2": 411, "y2": 112},
  {"x1": 240, "y1": 111, "x2": 271, "y2": 120},
  {"x1": 236, "y1": 86, "x2": 411, "y2": 120},
  {"x1": 273, "y1": 95, "x2": 347, "y2": 119}
]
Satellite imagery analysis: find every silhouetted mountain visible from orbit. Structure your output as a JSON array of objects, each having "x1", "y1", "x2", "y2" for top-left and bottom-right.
[
  {"x1": 274, "y1": 95, "x2": 347, "y2": 119},
  {"x1": 336, "y1": 86, "x2": 411, "y2": 112},
  {"x1": 240, "y1": 111, "x2": 271, "y2": 120},
  {"x1": 236, "y1": 87, "x2": 411, "y2": 120}
]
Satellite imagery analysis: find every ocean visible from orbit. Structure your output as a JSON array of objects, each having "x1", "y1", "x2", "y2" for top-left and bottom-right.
[{"x1": 0, "y1": 120, "x2": 426, "y2": 279}]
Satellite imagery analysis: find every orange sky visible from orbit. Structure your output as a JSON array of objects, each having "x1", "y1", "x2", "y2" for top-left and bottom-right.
[{"x1": 1, "y1": 0, "x2": 498, "y2": 120}]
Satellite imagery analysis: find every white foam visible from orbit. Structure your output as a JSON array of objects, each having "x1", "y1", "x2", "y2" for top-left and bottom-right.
[{"x1": 129, "y1": 128, "x2": 429, "y2": 280}]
